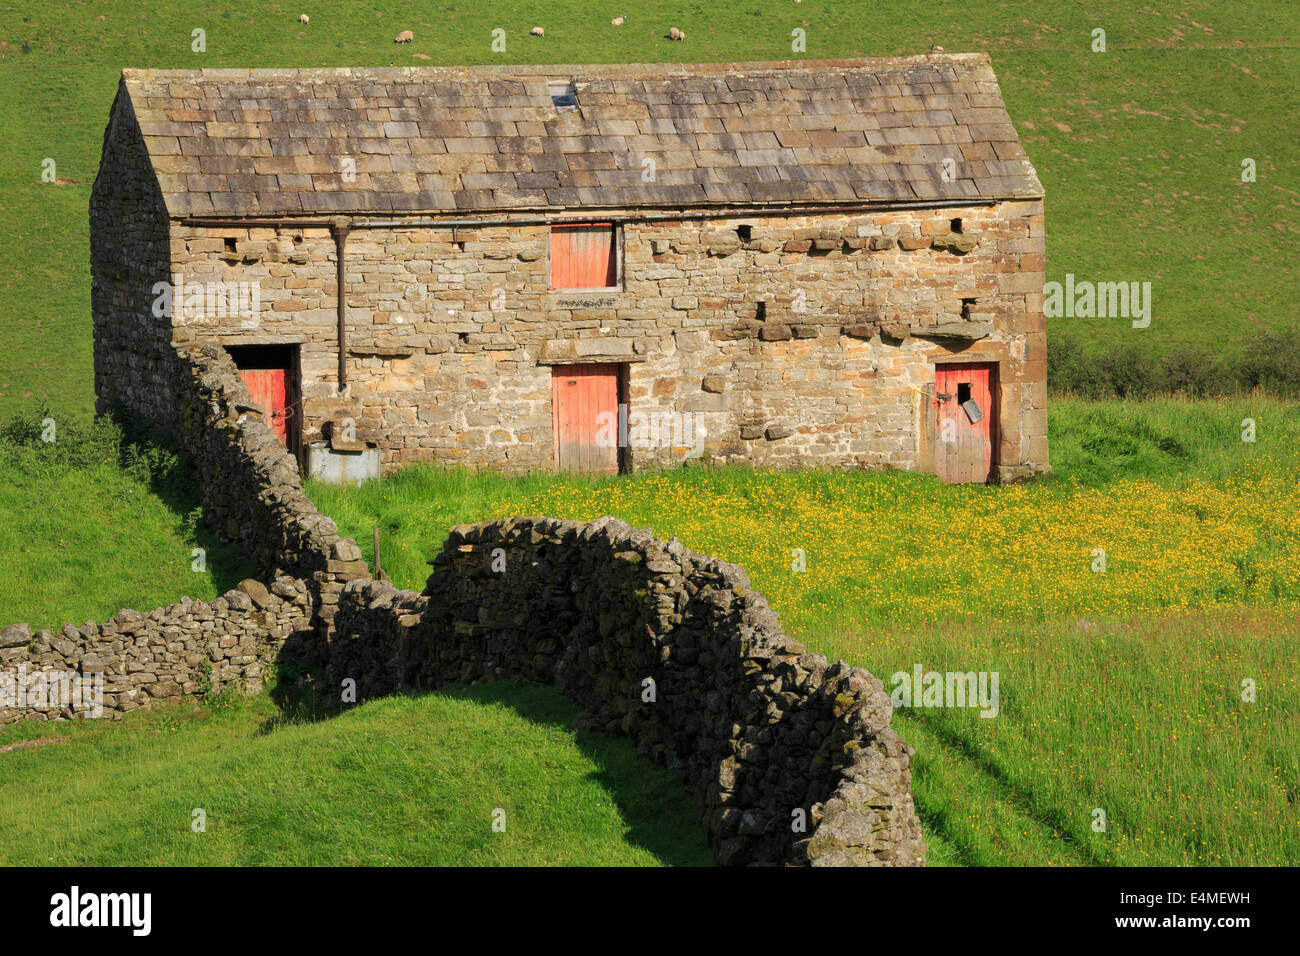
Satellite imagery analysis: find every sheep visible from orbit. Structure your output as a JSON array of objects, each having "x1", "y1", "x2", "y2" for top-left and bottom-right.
[
  {"x1": 394, "y1": 30, "x2": 414, "y2": 43},
  {"x1": 668, "y1": 27, "x2": 685, "y2": 41},
  {"x1": 531, "y1": 26, "x2": 544, "y2": 37},
  {"x1": 298, "y1": 13, "x2": 309, "y2": 24},
  {"x1": 611, "y1": 15, "x2": 625, "y2": 26},
  {"x1": 930, "y1": 44, "x2": 944, "y2": 53}
]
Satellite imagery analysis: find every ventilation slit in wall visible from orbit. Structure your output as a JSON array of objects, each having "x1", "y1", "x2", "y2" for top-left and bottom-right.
[
  {"x1": 756, "y1": 300, "x2": 767, "y2": 321},
  {"x1": 737, "y1": 224, "x2": 752, "y2": 243},
  {"x1": 951, "y1": 218, "x2": 964, "y2": 234},
  {"x1": 224, "y1": 237, "x2": 238, "y2": 253},
  {"x1": 961, "y1": 298, "x2": 975, "y2": 320}
]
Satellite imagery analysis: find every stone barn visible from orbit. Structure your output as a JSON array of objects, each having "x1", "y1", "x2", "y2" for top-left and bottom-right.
[{"x1": 91, "y1": 55, "x2": 1048, "y2": 483}]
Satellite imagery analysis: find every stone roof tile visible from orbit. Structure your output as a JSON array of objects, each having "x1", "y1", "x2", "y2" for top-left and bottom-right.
[{"x1": 120, "y1": 55, "x2": 1041, "y2": 218}]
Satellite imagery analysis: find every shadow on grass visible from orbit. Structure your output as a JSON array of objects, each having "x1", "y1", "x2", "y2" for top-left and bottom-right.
[
  {"x1": 0, "y1": 407, "x2": 255, "y2": 599},
  {"x1": 262, "y1": 670, "x2": 713, "y2": 867},
  {"x1": 116, "y1": 416, "x2": 254, "y2": 596}
]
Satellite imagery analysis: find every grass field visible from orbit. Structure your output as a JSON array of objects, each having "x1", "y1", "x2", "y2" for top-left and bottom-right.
[
  {"x1": 307, "y1": 397, "x2": 1300, "y2": 630},
  {"x1": 301, "y1": 395, "x2": 1300, "y2": 866},
  {"x1": 1, "y1": 1, "x2": 1298, "y2": 419},
  {"x1": 0, "y1": 683, "x2": 712, "y2": 866},
  {"x1": 0, "y1": 412, "x2": 250, "y2": 631},
  {"x1": 0, "y1": 2, "x2": 1297, "y2": 867}
]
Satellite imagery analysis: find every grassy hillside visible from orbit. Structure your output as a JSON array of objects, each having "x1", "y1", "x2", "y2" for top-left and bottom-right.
[
  {"x1": 0, "y1": 682, "x2": 712, "y2": 866},
  {"x1": 0, "y1": 412, "x2": 250, "y2": 630},
  {"x1": 1, "y1": 1, "x2": 1297, "y2": 418},
  {"x1": 1, "y1": 2, "x2": 1296, "y2": 869}
]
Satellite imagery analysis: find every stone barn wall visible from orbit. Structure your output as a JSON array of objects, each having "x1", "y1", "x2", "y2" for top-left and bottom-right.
[
  {"x1": 330, "y1": 515, "x2": 927, "y2": 867},
  {"x1": 90, "y1": 79, "x2": 176, "y2": 435},
  {"x1": 164, "y1": 200, "x2": 1046, "y2": 481}
]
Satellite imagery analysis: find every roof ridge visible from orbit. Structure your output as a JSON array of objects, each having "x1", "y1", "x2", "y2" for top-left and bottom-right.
[{"x1": 120, "y1": 53, "x2": 991, "y2": 82}]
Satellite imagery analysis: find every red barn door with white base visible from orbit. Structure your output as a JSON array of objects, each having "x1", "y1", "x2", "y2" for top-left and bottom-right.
[{"x1": 934, "y1": 363, "x2": 998, "y2": 484}]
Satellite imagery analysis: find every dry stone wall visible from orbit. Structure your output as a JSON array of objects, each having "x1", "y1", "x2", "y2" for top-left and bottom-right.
[
  {"x1": 175, "y1": 344, "x2": 368, "y2": 639},
  {"x1": 330, "y1": 515, "x2": 926, "y2": 867},
  {"x1": 0, "y1": 578, "x2": 312, "y2": 724},
  {"x1": 1, "y1": 345, "x2": 365, "y2": 723}
]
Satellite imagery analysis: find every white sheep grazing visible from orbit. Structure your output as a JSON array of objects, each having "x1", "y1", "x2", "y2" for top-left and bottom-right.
[
  {"x1": 611, "y1": 15, "x2": 625, "y2": 26},
  {"x1": 668, "y1": 27, "x2": 681, "y2": 40},
  {"x1": 395, "y1": 30, "x2": 414, "y2": 43},
  {"x1": 931, "y1": 44, "x2": 945, "y2": 53},
  {"x1": 531, "y1": 26, "x2": 544, "y2": 36},
  {"x1": 299, "y1": 13, "x2": 309, "y2": 24}
]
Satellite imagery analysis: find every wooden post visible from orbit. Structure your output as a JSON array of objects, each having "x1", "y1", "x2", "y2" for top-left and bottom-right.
[{"x1": 372, "y1": 526, "x2": 382, "y2": 578}]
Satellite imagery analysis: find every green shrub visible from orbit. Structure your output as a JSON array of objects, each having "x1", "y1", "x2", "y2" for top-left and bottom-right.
[{"x1": 1050, "y1": 324, "x2": 1300, "y2": 398}]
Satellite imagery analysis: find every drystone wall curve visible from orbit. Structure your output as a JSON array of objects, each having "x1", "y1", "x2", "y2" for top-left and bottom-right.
[
  {"x1": 7, "y1": 344, "x2": 923, "y2": 865},
  {"x1": 330, "y1": 515, "x2": 927, "y2": 867}
]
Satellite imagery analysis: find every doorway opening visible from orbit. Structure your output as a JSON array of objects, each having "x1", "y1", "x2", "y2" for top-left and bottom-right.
[
  {"x1": 227, "y1": 344, "x2": 301, "y2": 461},
  {"x1": 551, "y1": 363, "x2": 627, "y2": 474},
  {"x1": 934, "y1": 362, "x2": 998, "y2": 484}
]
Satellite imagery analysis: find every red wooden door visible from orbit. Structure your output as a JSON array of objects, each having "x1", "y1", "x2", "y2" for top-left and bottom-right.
[
  {"x1": 239, "y1": 367, "x2": 293, "y2": 444},
  {"x1": 934, "y1": 363, "x2": 997, "y2": 484},
  {"x1": 550, "y1": 224, "x2": 617, "y2": 290},
  {"x1": 552, "y1": 364, "x2": 620, "y2": 473}
]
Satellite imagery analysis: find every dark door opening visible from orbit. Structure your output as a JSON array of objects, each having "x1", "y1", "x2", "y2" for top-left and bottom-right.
[{"x1": 227, "y1": 344, "x2": 300, "y2": 460}]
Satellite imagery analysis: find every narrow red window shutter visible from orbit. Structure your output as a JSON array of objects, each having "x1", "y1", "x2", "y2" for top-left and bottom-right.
[{"x1": 550, "y1": 224, "x2": 616, "y2": 289}]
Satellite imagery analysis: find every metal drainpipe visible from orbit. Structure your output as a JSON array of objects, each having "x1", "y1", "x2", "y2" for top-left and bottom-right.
[{"x1": 330, "y1": 219, "x2": 351, "y2": 393}]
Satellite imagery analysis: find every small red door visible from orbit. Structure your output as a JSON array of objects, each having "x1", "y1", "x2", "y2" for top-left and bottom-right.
[
  {"x1": 552, "y1": 364, "x2": 620, "y2": 473},
  {"x1": 239, "y1": 367, "x2": 293, "y2": 444},
  {"x1": 934, "y1": 363, "x2": 997, "y2": 484}
]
